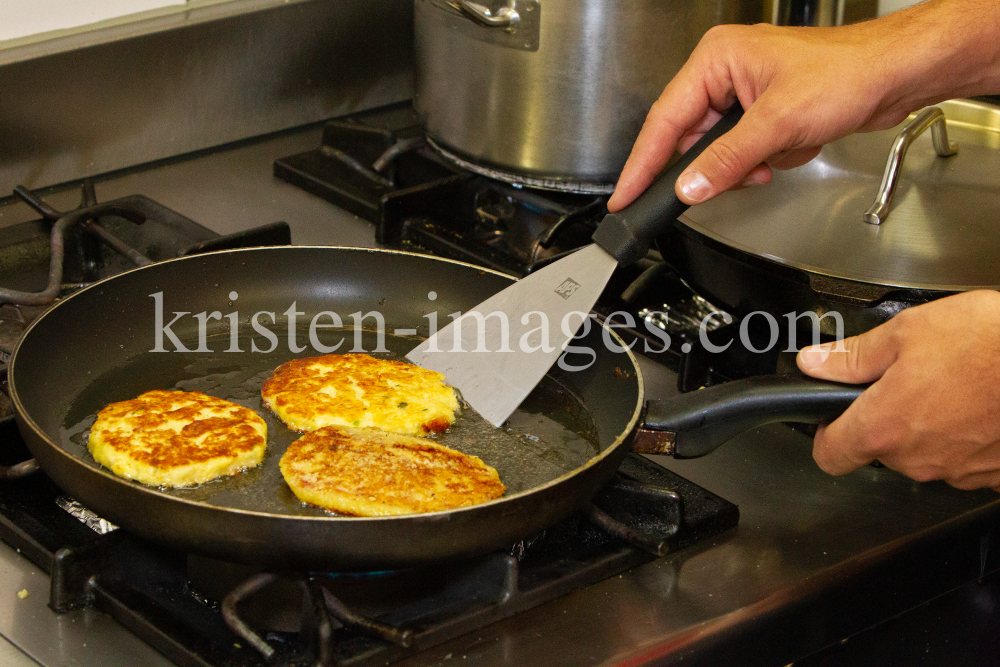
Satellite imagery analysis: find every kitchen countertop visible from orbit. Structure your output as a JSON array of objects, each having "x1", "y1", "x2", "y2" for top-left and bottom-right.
[{"x1": 1, "y1": 124, "x2": 998, "y2": 667}]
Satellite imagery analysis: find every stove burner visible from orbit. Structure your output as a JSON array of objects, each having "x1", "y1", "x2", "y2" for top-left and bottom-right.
[
  {"x1": 274, "y1": 106, "x2": 612, "y2": 277},
  {"x1": 381, "y1": 176, "x2": 608, "y2": 276}
]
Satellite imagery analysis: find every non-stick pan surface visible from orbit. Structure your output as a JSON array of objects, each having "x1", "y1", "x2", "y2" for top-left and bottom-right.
[{"x1": 10, "y1": 247, "x2": 644, "y2": 570}]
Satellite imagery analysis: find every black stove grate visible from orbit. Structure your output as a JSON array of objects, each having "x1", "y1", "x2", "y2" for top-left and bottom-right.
[
  {"x1": 273, "y1": 105, "x2": 464, "y2": 224},
  {"x1": 0, "y1": 183, "x2": 291, "y2": 362}
]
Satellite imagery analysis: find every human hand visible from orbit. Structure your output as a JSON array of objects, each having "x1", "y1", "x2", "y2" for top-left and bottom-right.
[
  {"x1": 607, "y1": 0, "x2": 1000, "y2": 212},
  {"x1": 796, "y1": 291, "x2": 1000, "y2": 491}
]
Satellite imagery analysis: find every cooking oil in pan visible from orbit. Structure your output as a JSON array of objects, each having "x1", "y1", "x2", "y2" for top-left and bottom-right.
[{"x1": 61, "y1": 329, "x2": 600, "y2": 517}]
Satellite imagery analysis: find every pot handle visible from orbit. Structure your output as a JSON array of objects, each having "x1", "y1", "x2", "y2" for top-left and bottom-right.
[
  {"x1": 863, "y1": 106, "x2": 958, "y2": 225},
  {"x1": 592, "y1": 104, "x2": 745, "y2": 265},
  {"x1": 637, "y1": 374, "x2": 865, "y2": 458},
  {"x1": 457, "y1": 0, "x2": 519, "y2": 28}
]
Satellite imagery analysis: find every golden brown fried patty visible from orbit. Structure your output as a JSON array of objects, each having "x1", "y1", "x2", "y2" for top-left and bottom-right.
[
  {"x1": 88, "y1": 390, "x2": 267, "y2": 487},
  {"x1": 261, "y1": 354, "x2": 459, "y2": 435},
  {"x1": 279, "y1": 425, "x2": 505, "y2": 516}
]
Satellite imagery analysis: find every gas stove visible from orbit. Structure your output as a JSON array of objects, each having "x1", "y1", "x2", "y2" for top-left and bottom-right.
[{"x1": 0, "y1": 108, "x2": 998, "y2": 667}]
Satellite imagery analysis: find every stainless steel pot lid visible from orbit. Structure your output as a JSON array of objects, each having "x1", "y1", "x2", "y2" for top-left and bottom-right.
[{"x1": 678, "y1": 99, "x2": 1000, "y2": 292}]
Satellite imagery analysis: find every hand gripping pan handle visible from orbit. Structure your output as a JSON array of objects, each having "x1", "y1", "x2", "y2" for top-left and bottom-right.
[
  {"x1": 593, "y1": 103, "x2": 745, "y2": 265},
  {"x1": 643, "y1": 374, "x2": 865, "y2": 458}
]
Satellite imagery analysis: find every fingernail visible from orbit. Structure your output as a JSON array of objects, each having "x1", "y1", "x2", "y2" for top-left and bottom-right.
[
  {"x1": 678, "y1": 171, "x2": 712, "y2": 203},
  {"x1": 741, "y1": 177, "x2": 763, "y2": 187},
  {"x1": 798, "y1": 343, "x2": 832, "y2": 369}
]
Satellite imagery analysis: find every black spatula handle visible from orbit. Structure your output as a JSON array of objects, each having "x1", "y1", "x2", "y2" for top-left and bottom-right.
[
  {"x1": 593, "y1": 103, "x2": 745, "y2": 265},
  {"x1": 643, "y1": 374, "x2": 865, "y2": 458}
]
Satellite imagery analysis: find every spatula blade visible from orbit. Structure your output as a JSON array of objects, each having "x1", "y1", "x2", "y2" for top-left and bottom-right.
[{"x1": 406, "y1": 243, "x2": 618, "y2": 427}]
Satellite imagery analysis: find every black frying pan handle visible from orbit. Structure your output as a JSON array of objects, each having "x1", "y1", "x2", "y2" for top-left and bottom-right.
[
  {"x1": 644, "y1": 374, "x2": 866, "y2": 459},
  {"x1": 592, "y1": 103, "x2": 745, "y2": 265}
]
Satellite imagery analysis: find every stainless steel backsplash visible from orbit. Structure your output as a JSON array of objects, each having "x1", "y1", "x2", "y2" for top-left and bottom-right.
[{"x1": 0, "y1": 0, "x2": 413, "y2": 192}]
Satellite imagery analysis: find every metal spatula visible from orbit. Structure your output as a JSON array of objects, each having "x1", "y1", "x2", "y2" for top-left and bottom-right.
[{"x1": 408, "y1": 104, "x2": 745, "y2": 426}]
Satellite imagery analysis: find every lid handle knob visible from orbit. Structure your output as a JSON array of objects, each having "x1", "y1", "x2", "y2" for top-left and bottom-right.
[{"x1": 863, "y1": 106, "x2": 959, "y2": 226}]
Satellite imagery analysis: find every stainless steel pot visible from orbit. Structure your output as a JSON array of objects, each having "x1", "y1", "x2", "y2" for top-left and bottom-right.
[{"x1": 413, "y1": 0, "x2": 761, "y2": 194}]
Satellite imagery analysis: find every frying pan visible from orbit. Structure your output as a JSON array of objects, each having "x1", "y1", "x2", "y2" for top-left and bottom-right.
[{"x1": 8, "y1": 246, "x2": 862, "y2": 571}]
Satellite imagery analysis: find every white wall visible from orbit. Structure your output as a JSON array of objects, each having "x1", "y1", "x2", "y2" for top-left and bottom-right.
[{"x1": 1, "y1": 0, "x2": 186, "y2": 42}]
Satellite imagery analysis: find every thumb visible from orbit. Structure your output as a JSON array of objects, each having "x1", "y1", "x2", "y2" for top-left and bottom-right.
[
  {"x1": 675, "y1": 103, "x2": 790, "y2": 204},
  {"x1": 796, "y1": 325, "x2": 899, "y2": 384}
]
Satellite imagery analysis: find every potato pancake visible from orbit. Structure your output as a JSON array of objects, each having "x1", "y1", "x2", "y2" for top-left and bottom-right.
[
  {"x1": 279, "y1": 425, "x2": 505, "y2": 516},
  {"x1": 261, "y1": 354, "x2": 459, "y2": 435},
  {"x1": 88, "y1": 390, "x2": 267, "y2": 488}
]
